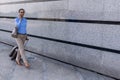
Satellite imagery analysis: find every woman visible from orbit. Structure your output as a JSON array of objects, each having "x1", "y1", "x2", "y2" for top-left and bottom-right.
[{"x1": 15, "y1": 8, "x2": 30, "y2": 68}]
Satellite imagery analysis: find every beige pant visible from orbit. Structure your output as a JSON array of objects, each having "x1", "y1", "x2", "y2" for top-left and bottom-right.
[{"x1": 15, "y1": 34, "x2": 27, "y2": 63}]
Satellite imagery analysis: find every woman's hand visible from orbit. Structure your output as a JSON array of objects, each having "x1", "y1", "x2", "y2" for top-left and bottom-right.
[{"x1": 26, "y1": 36, "x2": 29, "y2": 41}]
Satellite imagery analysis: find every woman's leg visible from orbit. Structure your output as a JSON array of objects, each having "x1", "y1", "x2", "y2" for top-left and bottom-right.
[
  {"x1": 16, "y1": 50, "x2": 21, "y2": 65},
  {"x1": 16, "y1": 35, "x2": 29, "y2": 67},
  {"x1": 21, "y1": 35, "x2": 30, "y2": 68}
]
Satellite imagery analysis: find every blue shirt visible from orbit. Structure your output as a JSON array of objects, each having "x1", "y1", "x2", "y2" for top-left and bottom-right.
[{"x1": 15, "y1": 17, "x2": 27, "y2": 34}]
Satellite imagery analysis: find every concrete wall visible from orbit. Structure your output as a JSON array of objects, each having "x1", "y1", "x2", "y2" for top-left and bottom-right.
[{"x1": 0, "y1": 0, "x2": 120, "y2": 79}]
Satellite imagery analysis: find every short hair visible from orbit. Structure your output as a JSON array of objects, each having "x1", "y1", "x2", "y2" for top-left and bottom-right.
[{"x1": 18, "y1": 8, "x2": 25, "y2": 13}]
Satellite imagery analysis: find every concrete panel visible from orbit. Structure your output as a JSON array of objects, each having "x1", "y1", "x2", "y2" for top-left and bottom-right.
[
  {"x1": 1, "y1": 0, "x2": 120, "y2": 21},
  {"x1": 103, "y1": 0, "x2": 120, "y2": 21},
  {"x1": 0, "y1": 0, "x2": 68, "y2": 18},
  {"x1": 101, "y1": 52, "x2": 120, "y2": 78},
  {"x1": 68, "y1": 0, "x2": 104, "y2": 20},
  {"x1": 69, "y1": 0, "x2": 104, "y2": 12},
  {"x1": 68, "y1": 0, "x2": 120, "y2": 20},
  {"x1": 27, "y1": 21, "x2": 103, "y2": 47},
  {"x1": 102, "y1": 25, "x2": 120, "y2": 50},
  {"x1": 0, "y1": 0, "x2": 24, "y2": 3}
]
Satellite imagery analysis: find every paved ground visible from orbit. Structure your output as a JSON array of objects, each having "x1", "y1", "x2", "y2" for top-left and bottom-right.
[{"x1": 0, "y1": 42, "x2": 115, "y2": 80}]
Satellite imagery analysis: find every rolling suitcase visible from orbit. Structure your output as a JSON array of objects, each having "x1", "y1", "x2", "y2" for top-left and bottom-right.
[{"x1": 9, "y1": 39, "x2": 29, "y2": 60}]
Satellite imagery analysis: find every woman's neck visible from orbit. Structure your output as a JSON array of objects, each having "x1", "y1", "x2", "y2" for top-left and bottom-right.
[{"x1": 19, "y1": 16, "x2": 23, "y2": 19}]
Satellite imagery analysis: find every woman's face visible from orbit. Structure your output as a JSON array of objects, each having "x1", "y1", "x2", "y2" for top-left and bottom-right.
[{"x1": 19, "y1": 10, "x2": 25, "y2": 18}]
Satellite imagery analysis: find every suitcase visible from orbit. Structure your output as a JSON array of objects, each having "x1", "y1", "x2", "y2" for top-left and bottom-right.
[
  {"x1": 11, "y1": 48, "x2": 18, "y2": 60},
  {"x1": 9, "y1": 39, "x2": 29, "y2": 60},
  {"x1": 9, "y1": 46, "x2": 18, "y2": 57}
]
